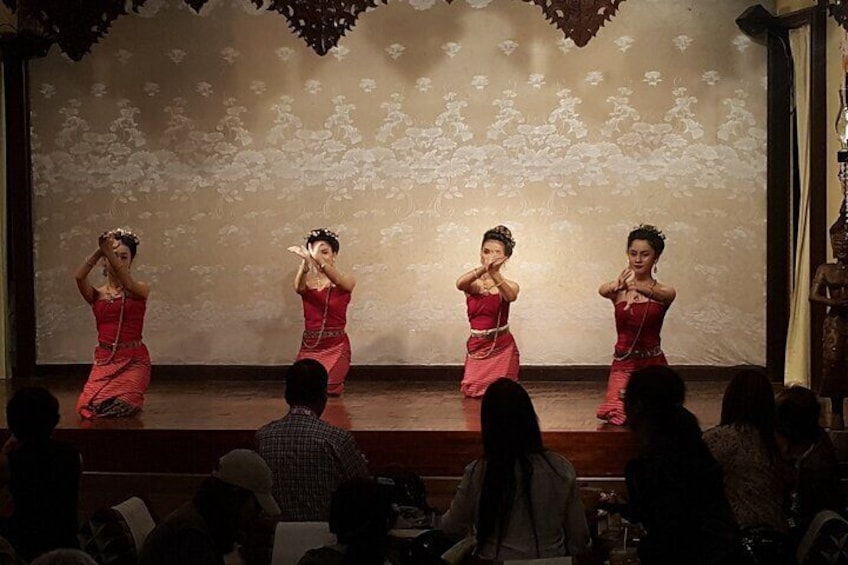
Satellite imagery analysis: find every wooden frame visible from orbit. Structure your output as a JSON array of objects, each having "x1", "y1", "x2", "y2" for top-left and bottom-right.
[{"x1": 739, "y1": 1, "x2": 829, "y2": 384}]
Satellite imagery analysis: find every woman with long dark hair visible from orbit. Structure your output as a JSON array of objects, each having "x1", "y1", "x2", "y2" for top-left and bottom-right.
[
  {"x1": 703, "y1": 369, "x2": 786, "y2": 533},
  {"x1": 440, "y1": 379, "x2": 589, "y2": 561},
  {"x1": 288, "y1": 228, "x2": 355, "y2": 396},
  {"x1": 74, "y1": 229, "x2": 151, "y2": 419}
]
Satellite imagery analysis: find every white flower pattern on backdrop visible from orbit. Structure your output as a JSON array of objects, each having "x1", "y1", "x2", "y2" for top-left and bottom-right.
[
  {"x1": 585, "y1": 72, "x2": 604, "y2": 86},
  {"x1": 733, "y1": 35, "x2": 753, "y2": 52},
  {"x1": 442, "y1": 42, "x2": 462, "y2": 57},
  {"x1": 143, "y1": 82, "x2": 160, "y2": 96},
  {"x1": 471, "y1": 75, "x2": 488, "y2": 90},
  {"x1": 643, "y1": 71, "x2": 662, "y2": 86},
  {"x1": 556, "y1": 37, "x2": 575, "y2": 53},
  {"x1": 614, "y1": 36, "x2": 634, "y2": 52},
  {"x1": 702, "y1": 71, "x2": 720, "y2": 86},
  {"x1": 672, "y1": 35, "x2": 693, "y2": 52},
  {"x1": 115, "y1": 49, "x2": 133, "y2": 64},
  {"x1": 221, "y1": 47, "x2": 239, "y2": 63},
  {"x1": 40, "y1": 84, "x2": 56, "y2": 98},
  {"x1": 499, "y1": 40, "x2": 518, "y2": 56},
  {"x1": 409, "y1": 0, "x2": 436, "y2": 9},
  {"x1": 167, "y1": 48, "x2": 186, "y2": 64},
  {"x1": 386, "y1": 44, "x2": 406, "y2": 59},
  {"x1": 331, "y1": 45, "x2": 350, "y2": 61},
  {"x1": 275, "y1": 47, "x2": 294, "y2": 61}
]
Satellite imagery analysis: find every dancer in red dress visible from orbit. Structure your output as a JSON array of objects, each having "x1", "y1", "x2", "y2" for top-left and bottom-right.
[
  {"x1": 74, "y1": 229, "x2": 151, "y2": 419},
  {"x1": 456, "y1": 226, "x2": 520, "y2": 398},
  {"x1": 288, "y1": 228, "x2": 355, "y2": 396},
  {"x1": 596, "y1": 225, "x2": 676, "y2": 426}
]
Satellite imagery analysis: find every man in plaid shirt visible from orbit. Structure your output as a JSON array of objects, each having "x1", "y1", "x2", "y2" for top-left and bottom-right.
[{"x1": 256, "y1": 359, "x2": 369, "y2": 521}]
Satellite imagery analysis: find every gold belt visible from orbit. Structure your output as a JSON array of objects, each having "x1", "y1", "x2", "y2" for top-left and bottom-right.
[
  {"x1": 614, "y1": 345, "x2": 663, "y2": 360},
  {"x1": 469, "y1": 324, "x2": 510, "y2": 339},
  {"x1": 98, "y1": 340, "x2": 143, "y2": 351},
  {"x1": 303, "y1": 329, "x2": 346, "y2": 339}
]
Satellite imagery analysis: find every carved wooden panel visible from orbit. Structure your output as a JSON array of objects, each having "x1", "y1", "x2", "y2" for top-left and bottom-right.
[
  {"x1": 1, "y1": 0, "x2": 627, "y2": 60},
  {"x1": 1, "y1": 0, "x2": 144, "y2": 61},
  {"x1": 267, "y1": 0, "x2": 388, "y2": 56},
  {"x1": 524, "y1": 0, "x2": 627, "y2": 47}
]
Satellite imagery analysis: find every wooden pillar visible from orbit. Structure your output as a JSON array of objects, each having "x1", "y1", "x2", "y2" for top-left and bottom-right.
[{"x1": 2, "y1": 37, "x2": 40, "y2": 379}]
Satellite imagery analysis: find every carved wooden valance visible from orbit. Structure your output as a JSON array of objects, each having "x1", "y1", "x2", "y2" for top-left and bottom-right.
[{"x1": 0, "y1": 0, "x2": 627, "y2": 59}]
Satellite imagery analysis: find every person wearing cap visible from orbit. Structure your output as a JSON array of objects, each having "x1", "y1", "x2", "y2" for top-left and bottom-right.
[
  {"x1": 256, "y1": 359, "x2": 369, "y2": 521},
  {"x1": 139, "y1": 449, "x2": 279, "y2": 565}
]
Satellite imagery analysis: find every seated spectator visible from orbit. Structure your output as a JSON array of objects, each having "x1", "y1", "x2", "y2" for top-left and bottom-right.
[
  {"x1": 256, "y1": 359, "x2": 369, "y2": 521},
  {"x1": 0, "y1": 536, "x2": 24, "y2": 565},
  {"x1": 30, "y1": 549, "x2": 97, "y2": 565},
  {"x1": 703, "y1": 369, "x2": 787, "y2": 532},
  {"x1": 775, "y1": 386, "x2": 844, "y2": 534},
  {"x1": 0, "y1": 387, "x2": 81, "y2": 562},
  {"x1": 621, "y1": 366, "x2": 741, "y2": 565},
  {"x1": 440, "y1": 378, "x2": 590, "y2": 561},
  {"x1": 297, "y1": 477, "x2": 395, "y2": 565},
  {"x1": 139, "y1": 449, "x2": 280, "y2": 565}
]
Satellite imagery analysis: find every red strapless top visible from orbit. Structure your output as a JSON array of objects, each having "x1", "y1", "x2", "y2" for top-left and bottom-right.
[
  {"x1": 301, "y1": 286, "x2": 351, "y2": 330},
  {"x1": 466, "y1": 293, "x2": 510, "y2": 330},
  {"x1": 613, "y1": 300, "x2": 667, "y2": 351},
  {"x1": 93, "y1": 295, "x2": 146, "y2": 344}
]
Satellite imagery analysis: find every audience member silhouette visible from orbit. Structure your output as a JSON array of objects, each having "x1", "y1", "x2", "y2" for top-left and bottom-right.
[
  {"x1": 622, "y1": 366, "x2": 741, "y2": 565},
  {"x1": 297, "y1": 477, "x2": 396, "y2": 565},
  {"x1": 139, "y1": 449, "x2": 280, "y2": 565},
  {"x1": 0, "y1": 387, "x2": 81, "y2": 562},
  {"x1": 440, "y1": 378, "x2": 590, "y2": 561},
  {"x1": 29, "y1": 549, "x2": 97, "y2": 565},
  {"x1": 775, "y1": 386, "x2": 844, "y2": 537}
]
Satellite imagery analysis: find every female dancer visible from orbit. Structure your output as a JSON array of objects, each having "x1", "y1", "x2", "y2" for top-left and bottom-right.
[
  {"x1": 74, "y1": 229, "x2": 150, "y2": 419},
  {"x1": 288, "y1": 228, "x2": 355, "y2": 396},
  {"x1": 596, "y1": 224, "x2": 676, "y2": 426},
  {"x1": 456, "y1": 225, "x2": 520, "y2": 398}
]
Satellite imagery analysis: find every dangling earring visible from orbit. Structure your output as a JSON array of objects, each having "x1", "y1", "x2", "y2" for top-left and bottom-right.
[{"x1": 653, "y1": 263, "x2": 658, "y2": 275}]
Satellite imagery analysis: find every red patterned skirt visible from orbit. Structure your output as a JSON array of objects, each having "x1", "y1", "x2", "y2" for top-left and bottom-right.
[
  {"x1": 77, "y1": 344, "x2": 151, "y2": 419},
  {"x1": 596, "y1": 353, "x2": 667, "y2": 426},
  {"x1": 296, "y1": 333, "x2": 351, "y2": 395},
  {"x1": 461, "y1": 332, "x2": 520, "y2": 398}
]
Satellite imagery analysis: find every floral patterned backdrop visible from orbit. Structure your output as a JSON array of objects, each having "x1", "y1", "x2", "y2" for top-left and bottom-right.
[{"x1": 30, "y1": 0, "x2": 769, "y2": 366}]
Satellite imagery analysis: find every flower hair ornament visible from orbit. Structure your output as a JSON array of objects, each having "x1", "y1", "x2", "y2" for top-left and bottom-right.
[
  {"x1": 306, "y1": 227, "x2": 340, "y2": 253},
  {"x1": 634, "y1": 224, "x2": 666, "y2": 241},
  {"x1": 305, "y1": 228, "x2": 339, "y2": 242},
  {"x1": 111, "y1": 228, "x2": 140, "y2": 247}
]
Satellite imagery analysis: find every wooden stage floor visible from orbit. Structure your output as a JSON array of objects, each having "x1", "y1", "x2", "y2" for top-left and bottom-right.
[
  {"x1": 1, "y1": 377, "x2": 725, "y2": 432},
  {"x1": 0, "y1": 377, "x2": 728, "y2": 479}
]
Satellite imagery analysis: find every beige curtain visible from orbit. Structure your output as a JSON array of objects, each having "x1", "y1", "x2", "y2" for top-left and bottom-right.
[{"x1": 784, "y1": 26, "x2": 812, "y2": 386}]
